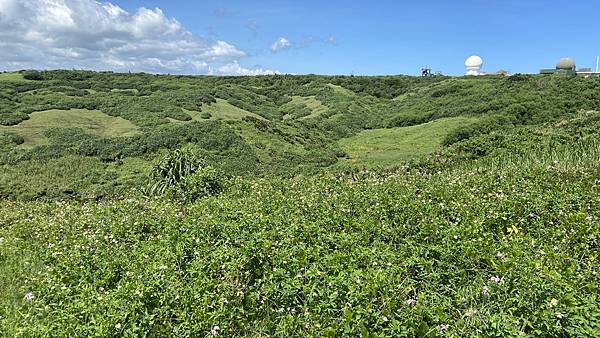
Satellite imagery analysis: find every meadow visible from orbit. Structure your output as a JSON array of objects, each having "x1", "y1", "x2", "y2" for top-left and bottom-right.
[{"x1": 0, "y1": 70, "x2": 599, "y2": 336}]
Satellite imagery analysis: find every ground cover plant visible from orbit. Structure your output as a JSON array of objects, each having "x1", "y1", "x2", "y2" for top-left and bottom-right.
[{"x1": 0, "y1": 70, "x2": 599, "y2": 336}]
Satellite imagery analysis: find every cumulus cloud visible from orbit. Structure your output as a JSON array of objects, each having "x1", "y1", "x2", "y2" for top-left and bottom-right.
[
  {"x1": 270, "y1": 37, "x2": 291, "y2": 52},
  {"x1": 0, "y1": 0, "x2": 277, "y2": 75},
  {"x1": 210, "y1": 61, "x2": 281, "y2": 76}
]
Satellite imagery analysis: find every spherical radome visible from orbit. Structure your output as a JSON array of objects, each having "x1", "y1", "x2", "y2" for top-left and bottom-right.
[
  {"x1": 465, "y1": 55, "x2": 483, "y2": 68},
  {"x1": 556, "y1": 57, "x2": 576, "y2": 70}
]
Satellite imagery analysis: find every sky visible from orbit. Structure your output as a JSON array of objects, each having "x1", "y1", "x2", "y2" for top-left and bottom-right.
[{"x1": 1, "y1": 0, "x2": 599, "y2": 76}]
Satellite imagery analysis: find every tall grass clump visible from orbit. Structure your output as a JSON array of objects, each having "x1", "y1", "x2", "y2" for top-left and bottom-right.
[{"x1": 144, "y1": 147, "x2": 226, "y2": 202}]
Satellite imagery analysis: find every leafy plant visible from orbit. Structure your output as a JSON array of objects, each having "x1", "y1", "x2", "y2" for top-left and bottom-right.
[{"x1": 144, "y1": 147, "x2": 225, "y2": 201}]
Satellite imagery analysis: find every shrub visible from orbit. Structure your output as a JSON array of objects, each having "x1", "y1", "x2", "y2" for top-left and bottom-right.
[
  {"x1": 170, "y1": 166, "x2": 226, "y2": 202},
  {"x1": 22, "y1": 70, "x2": 44, "y2": 81},
  {"x1": 145, "y1": 147, "x2": 226, "y2": 202}
]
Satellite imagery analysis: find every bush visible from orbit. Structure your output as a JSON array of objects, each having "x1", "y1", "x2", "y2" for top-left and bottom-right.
[
  {"x1": 171, "y1": 166, "x2": 226, "y2": 202},
  {"x1": 145, "y1": 147, "x2": 226, "y2": 202},
  {"x1": 22, "y1": 70, "x2": 44, "y2": 81}
]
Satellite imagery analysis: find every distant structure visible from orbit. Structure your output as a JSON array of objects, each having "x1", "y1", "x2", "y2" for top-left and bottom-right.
[
  {"x1": 465, "y1": 55, "x2": 483, "y2": 76},
  {"x1": 421, "y1": 67, "x2": 443, "y2": 77},
  {"x1": 540, "y1": 57, "x2": 600, "y2": 77},
  {"x1": 464, "y1": 55, "x2": 509, "y2": 76}
]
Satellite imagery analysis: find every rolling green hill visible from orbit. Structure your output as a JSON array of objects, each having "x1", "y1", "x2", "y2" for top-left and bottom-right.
[
  {"x1": 1, "y1": 70, "x2": 600, "y2": 199},
  {"x1": 0, "y1": 109, "x2": 139, "y2": 147},
  {"x1": 1, "y1": 70, "x2": 600, "y2": 336},
  {"x1": 338, "y1": 116, "x2": 480, "y2": 166}
]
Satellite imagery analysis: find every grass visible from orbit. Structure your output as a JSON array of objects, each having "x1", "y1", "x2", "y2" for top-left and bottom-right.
[
  {"x1": 338, "y1": 116, "x2": 480, "y2": 167},
  {"x1": 327, "y1": 83, "x2": 356, "y2": 96},
  {"x1": 168, "y1": 99, "x2": 267, "y2": 123},
  {"x1": 0, "y1": 73, "x2": 25, "y2": 82},
  {"x1": 282, "y1": 96, "x2": 329, "y2": 120},
  {"x1": 201, "y1": 99, "x2": 267, "y2": 121},
  {"x1": 1, "y1": 152, "x2": 598, "y2": 336},
  {"x1": 0, "y1": 109, "x2": 139, "y2": 147}
]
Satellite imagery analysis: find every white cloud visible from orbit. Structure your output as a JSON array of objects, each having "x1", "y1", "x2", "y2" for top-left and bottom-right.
[
  {"x1": 270, "y1": 37, "x2": 291, "y2": 52},
  {"x1": 0, "y1": 0, "x2": 277, "y2": 75},
  {"x1": 211, "y1": 61, "x2": 281, "y2": 76}
]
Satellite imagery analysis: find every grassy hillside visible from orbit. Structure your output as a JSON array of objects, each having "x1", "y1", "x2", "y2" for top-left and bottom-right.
[
  {"x1": 0, "y1": 70, "x2": 599, "y2": 336},
  {"x1": 339, "y1": 116, "x2": 480, "y2": 166},
  {"x1": 1, "y1": 145, "x2": 599, "y2": 336},
  {"x1": 0, "y1": 109, "x2": 139, "y2": 147}
]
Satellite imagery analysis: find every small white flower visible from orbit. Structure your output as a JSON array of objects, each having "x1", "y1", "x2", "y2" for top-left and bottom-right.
[
  {"x1": 496, "y1": 251, "x2": 504, "y2": 258},
  {"x1": 406, "y1": 298, "x2": 416, "y2": 306},
  {"x1": 586, "y1": 215, "x2": 593, "y2": 222},
  {"x1": 555, "y1": 312, "x2": 564, "y2": 319},
  {"x1": 439, "y1": 324, "x2": 449, "y2": 331},
  {"x1": 481, "y1": 286, "x2": 490, "y2": 297},
  {"x1": 0, "y1": 237, "x2": 4, "y2": 244},
  {"x1": 115, "y1": 323, "x2": 122, "y2": 330},
  {"x1": 24, "y1": 292, "x2": 35, "y2": 301},
  {"x1": 550, "y1": 298, "x2": 559, "y2": 307},
  {"x1": 210, "y1": 325, "x2": 220, "y2": 336},
  {"x1": 490, "y1": 276, "x2": 502, "y2": 284}
]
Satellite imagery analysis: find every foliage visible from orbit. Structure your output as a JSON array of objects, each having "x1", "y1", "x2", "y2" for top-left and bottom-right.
[
  {"x1": 1, "y1": 70, "x2": 600, "y2": 336},
  {"x1": 145, "y1": 147, "x2": 225, "y2": 202},
  {"x1": 1, "y1": 148, "x2": 599, "y2": 336}
]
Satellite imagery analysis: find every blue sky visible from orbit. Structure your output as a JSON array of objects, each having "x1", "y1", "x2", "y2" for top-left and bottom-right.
[
  {"x1": 1, "y1": 0, "x2": 599, "y2": 75},
  {"x1": 114, "y1": 0, "x2": 600, "y2": 75}
]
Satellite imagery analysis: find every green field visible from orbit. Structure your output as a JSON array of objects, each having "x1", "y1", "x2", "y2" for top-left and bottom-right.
[
  {"x1": 201, "y1": 99, "x2": 268, "y2": 121},
  {"x1": 1, "y1": 70, "x2": 600, "y2": 336},
  {"x1": 282, "y1": 96, "x2": 329, "y2": 119},
  {"x1": 0, "y1": 109, "x2": 139, "y2": 147},
  {"x1": 0, "y1": 73, "x2": 25, "y2": 82},
  {"x1": 339, "y1": 116, "x2": 480, "y2": 166}
]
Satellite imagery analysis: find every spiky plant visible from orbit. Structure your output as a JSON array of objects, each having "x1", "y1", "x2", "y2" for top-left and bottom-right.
[{"x1": 145, "y1": 147, "x2": 206, "y2": 197}]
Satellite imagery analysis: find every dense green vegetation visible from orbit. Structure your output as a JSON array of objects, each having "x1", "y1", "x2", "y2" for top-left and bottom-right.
[{"x1": 1, "y1": 70, "x2": 600, "y2": 336}]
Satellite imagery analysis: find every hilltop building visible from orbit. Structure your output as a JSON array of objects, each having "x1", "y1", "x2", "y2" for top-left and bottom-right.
[
  {"x1": 464, "y1": 55, "x2": 509, "y2": 76},
  {"x1": 465, "y1": 55, "x2": 483, "y2": 76},
  {"x1": 540, "y1": 57, "x2": 600, "y2": 77}
]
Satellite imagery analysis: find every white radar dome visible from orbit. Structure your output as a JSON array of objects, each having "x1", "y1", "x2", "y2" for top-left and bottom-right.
[{"x1": 465, "y1": 55, "x2": 483, "y2": 76}]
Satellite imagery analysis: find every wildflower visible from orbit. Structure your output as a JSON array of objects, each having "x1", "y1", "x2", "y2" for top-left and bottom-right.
[
  {"x1": 0, "y1": 237, "x2": 4, "y2": 244},
  {"x1": 528, "y1": 213, "x2": 536, "y2": 219},
  {"x1": 496, "y1": 251, "x2": 504, "y2": 258},
  {"x1": 115, "y1": 323, "x2": 122, "y2": 330},
  {"x1": 464, "y1": 308, "x2": 477, "y2": 318},
  {"x1": 490, "y1": 276, "x2": 502, "y2": 284},
  {"x1": 586, "y1": 215, "x2": 593, "y2": 222},
  {"x1": 550, "y1": 298, "x2": 559, "y2": 307},
  {"x1": 210, "y1": 325, "x2": 220, "y2": 336},
  {"x1": 406, "y1": 298, "x2": 416, "y2": 306},
  {"x1": 555, "y1": 312, "x2": 564, "y2": 319},
  {"x1": 24, "y1": 292, "x2": 35, "y2": 301},
  {"x1": 481, "y1": 286, "x2": 490, "y2": 297},
  {"x1": 439, "y1": 324, "x2": 449, "y2": 331}
]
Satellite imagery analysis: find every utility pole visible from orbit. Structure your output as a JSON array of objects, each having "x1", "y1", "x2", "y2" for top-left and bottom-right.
[{"x1": 596, "y1": 56, "x2": 599, "y2": 73}]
